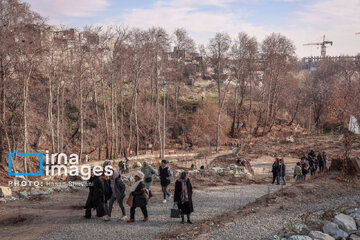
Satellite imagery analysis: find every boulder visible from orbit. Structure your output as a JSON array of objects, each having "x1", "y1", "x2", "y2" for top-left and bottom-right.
[
  {"x1": 308, "y1": 231, "x2": 335, "y2": 240},
  {"x1": 334, "y1": 214, "x2": 357, "y2": 233},
  {"x1": 0, "y1": 186, "x2": 12, "y2": 197},
  {"x1": 288, "y1": 235, "x2": 312, "y2": 240},
  {"x1": 323, "y1": 221, "x2": 349, "y2": 239},
  {"x1": 349, "y1": 234, "x2": 360, "y2": 240},
  {"x1": 17, "y1": 191, "x2": 29, "y2": 199},
  {"x1": 133, "y1": 161, "x2": 142, "y2": 168},
  {"x1": 292, "y1": 224, "x2": 310, "y2": 235}
]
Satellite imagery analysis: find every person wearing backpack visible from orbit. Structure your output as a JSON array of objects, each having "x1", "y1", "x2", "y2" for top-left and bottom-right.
[
  {"x1": 105, "y1": 170, "x2": 127, "y2": 221},
  {"x1": 158, "y1": 160, "x2": 172, "y2": 203}
]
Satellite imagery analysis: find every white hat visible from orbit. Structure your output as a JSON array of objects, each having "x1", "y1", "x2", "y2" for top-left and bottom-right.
[{"x1": 135, "y1": 170, "x2": 144, "y2": 179}]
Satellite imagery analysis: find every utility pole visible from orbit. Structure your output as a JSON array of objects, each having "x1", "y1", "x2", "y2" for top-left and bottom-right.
[{"x1": 161, "y1": 80, "x2": 167, "y2": 159}]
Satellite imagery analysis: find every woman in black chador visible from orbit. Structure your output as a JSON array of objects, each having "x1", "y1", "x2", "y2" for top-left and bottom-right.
[{"x1": 174, "y1": 171, "x2": 194, "y2": 224}]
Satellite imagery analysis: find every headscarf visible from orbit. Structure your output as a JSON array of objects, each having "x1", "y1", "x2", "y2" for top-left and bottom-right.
[{"x1": 130, "y1": 171, "x2": 144, "y2": 192}]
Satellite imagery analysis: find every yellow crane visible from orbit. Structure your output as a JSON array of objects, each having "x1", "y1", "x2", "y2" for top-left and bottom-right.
[{"x1": 303, "y1": 35, "x2": 333, "y2": 58}]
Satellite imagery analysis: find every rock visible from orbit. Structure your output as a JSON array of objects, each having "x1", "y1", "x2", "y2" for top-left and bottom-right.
[
  {"x1": 229, "y1": 164, "x2": 237, "y2": 170},
  {"x1": 345, "y1": 208, "x2": 357, "y2": 215},
  {"x1": 292, "y1": 224, "x2": 310, "y2": 235},
  {"x1": 355, "y1": 217, "x2": 360, "y2": 228},
  {"x1": 4, "y1": 196, "x2": 18, "y2": 201},
  {"x1": 351, "y1": 209, "x2": 360, "y2": 219},
  {"x1": 17, "y1": 191, "x2": 29, "y2": 199},
  {"x1": 0, "y1": 186, "x2": 12, "y2": 197},
  {"x1": 133, "y1": 161, "x2": 142, "y2": 168},
  {"x1": 307, "y1": 217, "x2": 324, "y2": 230},
  {"x1": 286, "y1": 136, "x2": 295, "y2": 143},
  {"x1": 269, "y1": 236, "x2": 281, "y2": 240},
  {"x1": 349, "y1": 234, "x2": 360, "y2": 240},
  {"x1": 309, "y1": 231, "x2": 335, "y2": 240},
  {"x1": 287, "y1": 235, "x2": 312, "y2": 240},
  {"x1": 210, "y1": 167, "x2": 223, "y2": 173},
  {"x1": 188, "y1": 170, "x2": 199, "y2": 176},
  {"x1": 30, "y1": 188, "x2": 53, "y2": 196},
  {"x1": 323, "y1": 221, "x2": 349, "y2": 239},
  {"x1": 15, "y1": 176, "x2": 27, "y2": 183},
  {"x1": 167, "y1": 159, "x2": 178, "y2": 163},
  {"x1": 334, "y1": 214, "x2": 357, "y2": 233}
]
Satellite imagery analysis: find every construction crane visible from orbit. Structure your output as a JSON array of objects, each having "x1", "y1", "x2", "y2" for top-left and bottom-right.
[{"x1": 303, "y1": 35, "x2": 333, "y2": 58}]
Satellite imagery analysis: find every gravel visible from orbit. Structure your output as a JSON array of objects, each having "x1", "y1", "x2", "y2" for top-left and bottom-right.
[
  {"x1": 198, "y1": 189, "x2": 360, "y2": 240},
  {"x1": 39, "y1": 184, "x2": 283, "y2": 240}
]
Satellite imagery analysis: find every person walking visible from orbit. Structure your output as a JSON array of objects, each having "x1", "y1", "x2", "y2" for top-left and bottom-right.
[
  {"x1": 85, "y1": 171, "x2": 105, "y2": 219},
  {"x1": 295, "y1": 162, "x2": 303, "y2": 181},
  {"x1": 301, "y1": 157, "x2": 309, "y2": 180},
  {"x1": 277, "y1": 158, "x2": 286, "y2": 185},
  {"x1": 318, "y1": 152, "x2": 325, "y2": 172},
  {"x1": 127, "y1": 171, "x2": 149, "y2": 223},
  {"x1": 105, "y1": 170, "x2": 127, "y2": 221},
  {"x1": 141, "y1": 161, "x2": 156, "y2": 198},
  {"x1": 174, "y1": 171, "x2": 194, "y2": 224},
  {"x1": 158, "y1": 160, "x2": 172, "y2": 203},
  {"x1": 323, "y1": 151, "x2": 328, "y2": 170},
  {"x1": 271, "y1": 158, "x2": 279, "y2": 184}
]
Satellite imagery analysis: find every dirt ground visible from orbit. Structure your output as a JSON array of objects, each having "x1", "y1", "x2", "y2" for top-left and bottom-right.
[{"x1": 158, "y1": 172, "x2": 360, "y2": 239}]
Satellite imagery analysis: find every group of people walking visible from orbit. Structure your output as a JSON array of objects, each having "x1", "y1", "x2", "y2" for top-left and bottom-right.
[
  {"x1": 294, "y1": 150, "x2": 328, "y2": 181},
  {"x1": 84, "y1": 159, "x2": 194, "y2": 224},
  {"x1": 271, "y1": 150, "x2": 328, "y2": 184}
]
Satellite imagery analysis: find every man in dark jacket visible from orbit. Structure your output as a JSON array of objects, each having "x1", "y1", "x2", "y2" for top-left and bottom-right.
[
  {"x1": 277, "y1": 158, "x2": 286, "y2": 185},
  {"x1": 105, "y1": 170, "x2": 127, "y2": 221},
  {"x1": 158, "y1": 160, "x2": 172, "y2": 203},
  {"x1": 85, "y1": 172, "x2": 105, "y2": 219},
  {"x1": 174, "y1": 171, "x2": 194, "y2": 224}
]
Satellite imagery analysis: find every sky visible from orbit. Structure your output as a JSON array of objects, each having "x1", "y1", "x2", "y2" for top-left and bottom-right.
[{"x1": 23, "y1": 0, "x2": 360, "y2": 58}]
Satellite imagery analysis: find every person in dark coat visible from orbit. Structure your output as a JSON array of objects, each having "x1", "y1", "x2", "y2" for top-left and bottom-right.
[
  {"x1": 128, "y1": 171, "x2": 148, "y2": 223},
  {"x1": 85, "y1": 171, "x2": 105, "y2": 219},
  {"x1": 174, "y1": 171, "x2": 194, "y2": 224},
  {"x1": 158, "y1": 160, "x2": 172, "y2": 203},
  {"x1": 277, "y1": 158, "x2": 286, "y2": 185},
  {"x1": 271, "y1": 158, "x2": 279, "y2": 184},
  {"x1": 318, "y1": 152, "x2": 325, "y2": 172},
  {"x1": 105, "y1": 170, "x2": 127, "y2": 221},
  {"x1": 301, "y1": 157, "x2": 309, "y2": 180}
]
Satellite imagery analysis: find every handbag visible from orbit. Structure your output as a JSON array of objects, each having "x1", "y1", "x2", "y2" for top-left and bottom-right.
[
  {"x1": 126, "y1": 194, "x2": 134, "y2": 207},
  {"x1": 170, "y1": 205, "x2": 181, "y2": 218},
  {"x1": 145, "y1": 177, "x2": 152, "y2": 183}
]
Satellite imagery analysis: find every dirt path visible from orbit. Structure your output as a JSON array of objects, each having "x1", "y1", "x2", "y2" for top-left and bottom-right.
[{"x1": 0, "y1": 183, "x2": 284, "y2": 240}]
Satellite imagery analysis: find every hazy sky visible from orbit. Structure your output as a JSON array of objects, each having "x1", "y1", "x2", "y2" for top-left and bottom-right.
[{"x1": 23, "y1": 0, "x2": 360, "y2": 58}]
